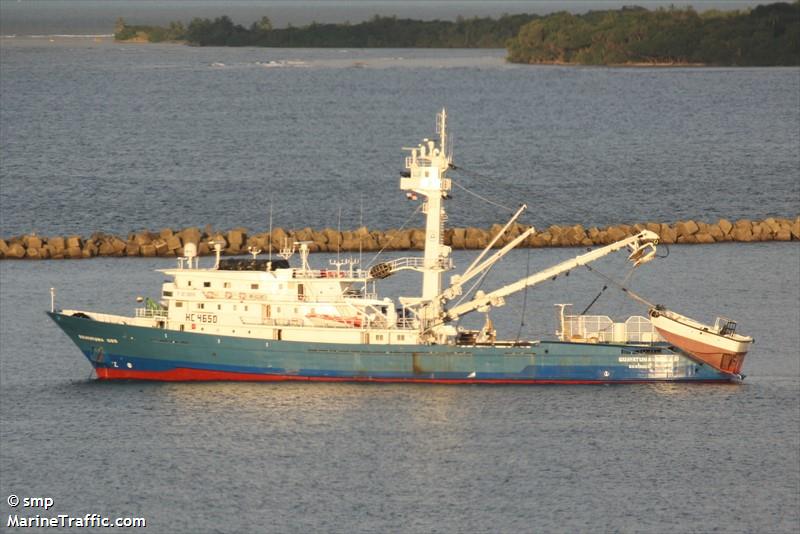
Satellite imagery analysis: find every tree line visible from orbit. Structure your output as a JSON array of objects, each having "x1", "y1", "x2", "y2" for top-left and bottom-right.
[
  {"x1": 114, "y1": 13, "x2": 537, "y2": 48},
  {"x1": 114, "y1": 2, "x2": 799, "y2": 65},
  {"x1": 507, "y1": 2, "x2": 799, "y2": 65}
]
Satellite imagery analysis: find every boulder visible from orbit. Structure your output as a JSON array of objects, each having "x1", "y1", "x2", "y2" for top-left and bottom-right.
[
  {"x1": 708, "y1": 224, "x2": 724, "y2": 241},
  {"x1": 362, "y1": 235, "x2": 379, "y2": 251},
  {"x1": 563, "y1": 225, "x2": 586, "y2": 247},
  {"x1": 271, "y1": 227, "x2": 289, "y2": 248},
  {"x1": 0, "y1": 239, "x2": 8, "y2": 257},
  {"x1": 731, "y1": 225, "x2": 753, "y2": 242},
  {"x1": 66, "y1": 236, "x2": 82, "y2": 249},
  {"x1": 694, "y1": 232, "x2": 715, "y2": 244},
  {"x1": 764, "y1": 217, "x2": 781, "y2": 234},
  {"x1": 133, "y1": 232, "x2": 152, "y2": 246},
  {"x1": 126, "y1": 242, "x2": 140, "y2": 257},
  {"x1": 6, "y1": 242, "x2": 25, "y2": 259},
  {"x1": 538, "y1": 232, "x2": 554, "y2": 246},
  {"x1": 48, "y1": 236, "x2": 66, "y2": 251},
  {"x1": 180, "y1": 227, "x2": 202, "y2": 246},
  {"x1": 397, "y1": 230, "x2": 413, "y2": 250},
  {"x1": 141, "y1": 244, "x2": 157, "y2": 257},
  {"x1": 340, "y1": 237, "x2": 360, "y2": 251},
  {"x1": 751, "y1": 222, "x2": 769, "y2": 241},
  {"x1": 311, "y1": 230, "x2": 328, "y2": 245},
  {"x1": 159, "y1": 228, "x2": 174, "y2": 239},
  {"x1": 775, "y1": 229, "x2": 792, "y2": 241},
  {"x1": 410, "y1": 229, "x2": 426, "y2": 249},
  {"x1": 98, "y1": 241, "x2": 116, "y2": 256},
  {"x1": 82, "y1": 242, "x2": 97, "y2": 258},
  {"x1": 227, "y1": 229, "x2": 245, "y2": 248},
  {"x1": 718, "y1": 218, "x2": 733, "y2": 236},
  {"x1": 451, "y1": 229, "x2": 466, "y2": 249},
  {"x1": 153, "y1": 238, "x2": 169, "y2": 256},
  {"x1": 535, "y1": 233, "x2": 553, "y2": 247},
  {"x1": 111, "y1": 237, "x2": 127, "y2": 254},
  {"x1": 547, "y1": 225, "x2": 564, "y2": 246},
  {"x1": 645, "y1": 222, "x2": 661, "y2": 234},
  {"x1": 24, "y1": 235, "x2": 43, "y2": 250},
  {"x1": 207, "y1": 234, "x2": 227, "y2": 249},
  {"x1": 606, "y1": 226, "x2": 627, "y2": 243},
  {"x1": 46, "y1": 244, "x2": 65, "y2": 259},
  {"x1": 464, "y1": 236, "x2": 481, "y2": 249},
  {"x1": 676, "y1": 220, "x2": 699, "y2": 238},
  {"x1": 659, "y1": 224, "x2": 677, "y2": 244},
  {"x1": 26, "y1": 246, "x2": 43, "y2": 259},
  {"x1": 166, "y1": 235, "x2": 182, "y2": 251},
  {"x1": 66, "y1": 246, "x2": 83, "y2": 259}
]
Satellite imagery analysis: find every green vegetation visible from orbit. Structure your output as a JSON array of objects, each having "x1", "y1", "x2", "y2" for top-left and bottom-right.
[
  {"x1": 113, "y1": 2, "x2": 799, "y2": 65},
  {"x1": 507, "y1": 2, "x2": 800, "y2": 65},
  {"x1": 114, "y1": 17, "x2": 186, "y2": 43},
  {"x1": 114, "y1": 14, "x2": 538, "y2": 48}
]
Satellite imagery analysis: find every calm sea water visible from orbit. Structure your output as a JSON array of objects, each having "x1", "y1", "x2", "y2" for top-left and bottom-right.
[
  {"x1": 0, "y1": 39, "x2": 798, "y2": 238},
  {"x1": 1, "y1": 31, "x2": 799, "y2": 534}
]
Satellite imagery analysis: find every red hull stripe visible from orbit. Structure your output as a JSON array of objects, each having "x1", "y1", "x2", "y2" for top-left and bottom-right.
[{"x1": 95, "y1": 367, "x2": 730, "y2": 384}]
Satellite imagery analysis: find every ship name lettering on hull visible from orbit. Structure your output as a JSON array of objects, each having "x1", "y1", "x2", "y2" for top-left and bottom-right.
[{"x1": 185, "y1": 313, "x2": 218, "y2": 324}]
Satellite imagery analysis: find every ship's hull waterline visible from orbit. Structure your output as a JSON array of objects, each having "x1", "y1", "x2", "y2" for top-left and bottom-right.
[{"x1": 49, "y1": 313, "x2": 737, "y2": 384}]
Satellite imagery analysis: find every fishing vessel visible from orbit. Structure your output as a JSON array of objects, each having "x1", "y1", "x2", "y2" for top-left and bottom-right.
[{"x1": 48, "y1": 110, "x2": 752, "y2": 383}]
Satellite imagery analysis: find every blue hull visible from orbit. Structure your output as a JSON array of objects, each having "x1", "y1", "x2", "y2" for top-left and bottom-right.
[{"x1": 48, "y1": 312, "x2": 738, "y2": 383}]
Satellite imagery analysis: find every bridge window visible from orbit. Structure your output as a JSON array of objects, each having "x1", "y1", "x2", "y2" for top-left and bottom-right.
[
  {"x1": 224, "y1": 282, "x2": 231, "y2": 288},
  {"x1": 251, "y1": 283, "x2": 259, "y2": 290},
  {"x1": 197, "y1": 303, "x2": 205, "y2": 309},
  {"x1": 175, "y1": 301, "x2": 183, "y2": 308},
  {"x1": 203, "y1": 281, "x2": 211, "y2": 288},
  {"x1": 163, "y1": 290, "x2": 173, "y2": 297}
]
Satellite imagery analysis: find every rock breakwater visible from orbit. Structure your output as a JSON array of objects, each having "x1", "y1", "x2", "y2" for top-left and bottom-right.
[{"x1": 2, "y1": 217, "x2": 798, "y2": 260}]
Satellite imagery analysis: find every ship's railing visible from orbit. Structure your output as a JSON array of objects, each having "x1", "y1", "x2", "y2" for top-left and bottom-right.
[
  {"x1": 396, "y1": 318, "x2": 416, "y2": 329},
  {"x1": 258, "y1": 318, "x2": 305, "y2": 327},
  {"x1": 382, "y1": 257, "x2": 426, "y2": 270},
  {"x1": 625, "y1": 316, "x2": 663, "y2": 343},
  {"x1": 135, "y1": 308, "x2": 168, "y2": 319},
  {"x1": 242, "y1": 316, "x2": 417, "y2": 330},
  {"x1": 560, "y1": 314, "x2": 663, "y2": 343},
  {"x1": 342, "y1": 288, "x2": 377, "y2": 300},
  {"x1": 292, "y1": 268, "x2": 370, "y2": 280}
]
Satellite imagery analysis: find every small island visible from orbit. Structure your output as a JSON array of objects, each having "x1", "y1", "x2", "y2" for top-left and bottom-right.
[{"x1": 114, "y1": 2, "x2": 799, "y2": 66}]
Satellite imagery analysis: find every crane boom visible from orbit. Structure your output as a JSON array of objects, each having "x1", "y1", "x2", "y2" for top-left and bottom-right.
[{"x1": 441, "y1": 230, "x2": 660, "y2": 322}]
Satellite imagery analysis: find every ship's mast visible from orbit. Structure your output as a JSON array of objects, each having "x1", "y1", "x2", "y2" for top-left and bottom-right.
[{"x1": 400, "y1": 109, "x2": 453, "y2": 336}]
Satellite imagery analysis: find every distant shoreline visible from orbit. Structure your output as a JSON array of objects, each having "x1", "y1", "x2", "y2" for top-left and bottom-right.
[{"x1": 111, "y1": 3, "x2": 799, "y2": 67}]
